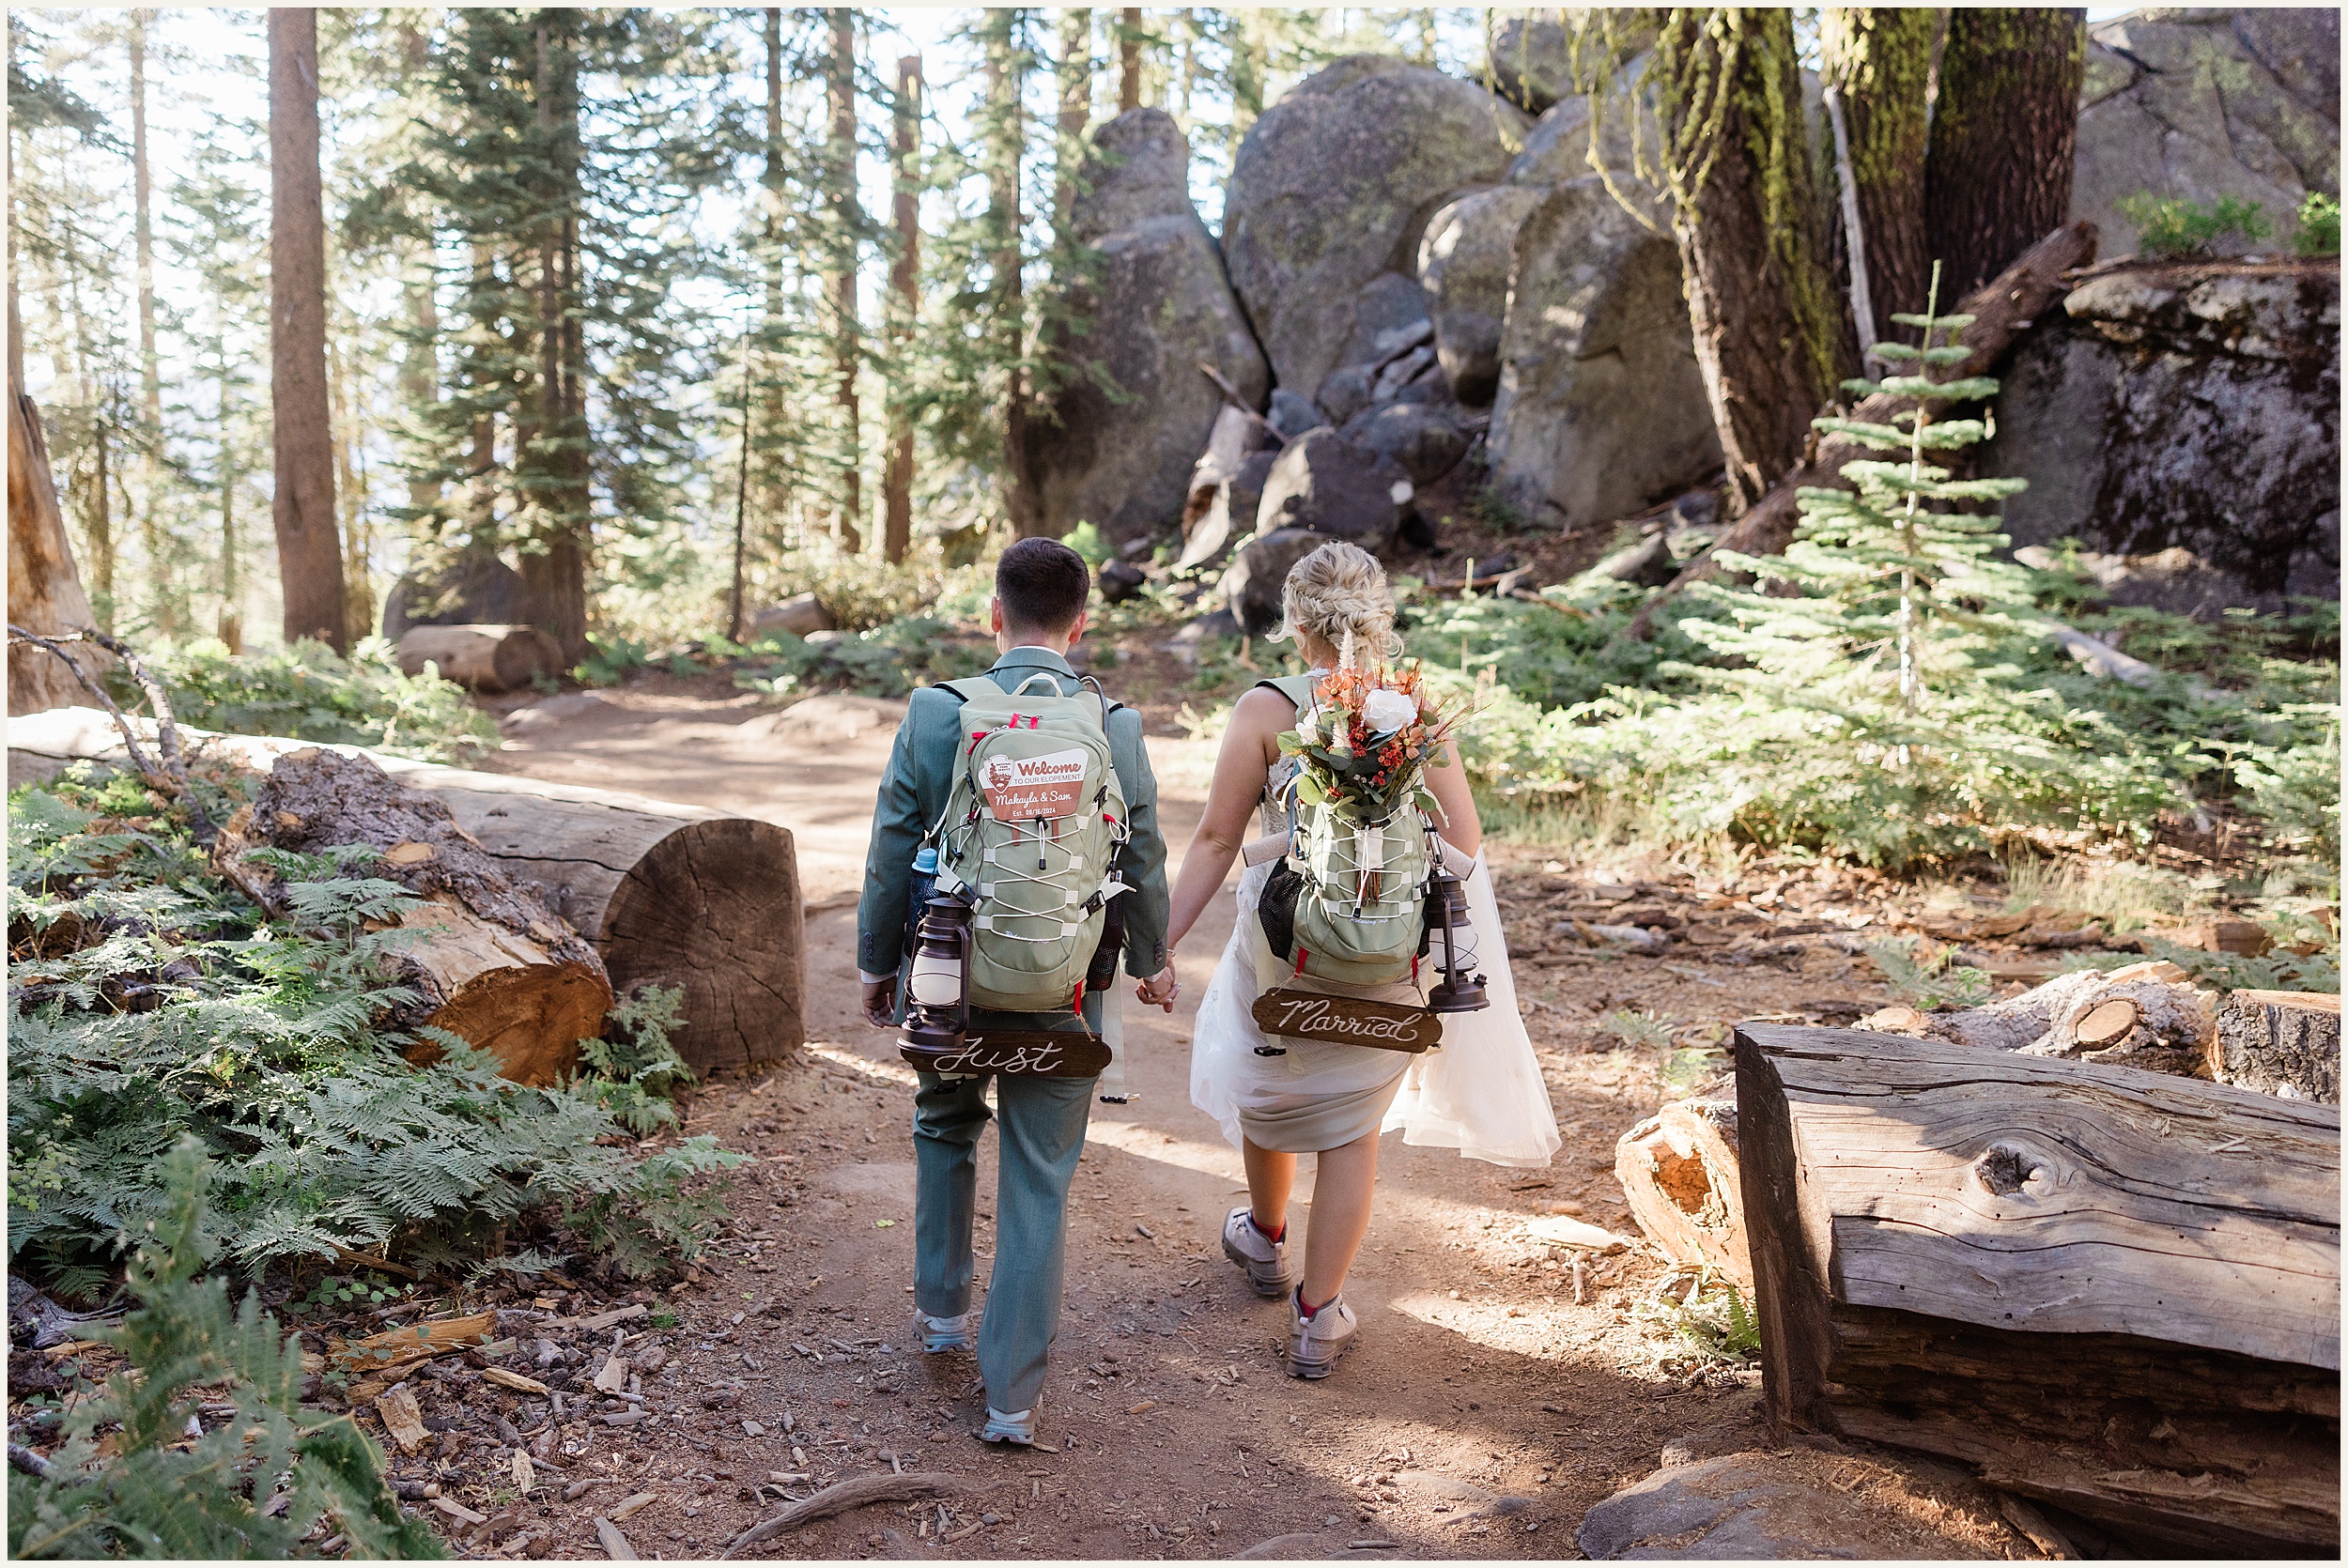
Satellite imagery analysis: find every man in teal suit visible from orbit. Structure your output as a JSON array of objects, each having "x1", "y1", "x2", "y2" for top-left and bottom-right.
[{"x1": 857, "y1": 537, "x2": 1175, "y2": 1448}]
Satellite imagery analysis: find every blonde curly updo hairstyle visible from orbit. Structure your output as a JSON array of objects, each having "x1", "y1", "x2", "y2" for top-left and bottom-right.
[{"x1": 1275, "y1": 540, "x2": 1401, "y2": 664}]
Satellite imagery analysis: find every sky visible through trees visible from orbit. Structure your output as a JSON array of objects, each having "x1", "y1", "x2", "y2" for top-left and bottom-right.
[{"x1": 9, "y1": 7, "x2": 1500, "y2": 653}]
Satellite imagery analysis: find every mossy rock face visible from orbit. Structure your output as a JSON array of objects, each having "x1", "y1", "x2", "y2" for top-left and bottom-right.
[
  {"x1": 1485, "y1": 177, "x2": 1719, "y2": 538},
  {"x1": 2074, "y1": 9, "x2": 2340, "y2": 257},
  {"x1": 1222, "y1": 57, "x2": 1528, "y2": 399},
  {"x1": 1032, "y1": 110, "x2": 1268, "y2": 546}
]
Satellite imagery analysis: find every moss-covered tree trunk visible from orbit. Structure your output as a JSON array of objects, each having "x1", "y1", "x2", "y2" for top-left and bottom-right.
[
  {"x1": 1652, "y1": 7, "x2": 1854, "y2": 510},
  {"x1": 1821, "y1": 8, "x2": 1936, "y2": 333},
  {"x1": 1924, "y1": 8, "x2": 2087, "y2": 297}
]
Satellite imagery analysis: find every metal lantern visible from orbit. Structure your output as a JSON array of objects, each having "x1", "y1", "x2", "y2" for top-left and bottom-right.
[
  {"x1": 1423, "y1": 867, "x2": 1489, "y2": 1014},
  {"x1": 901, "y1": 894, "x2": 975, "y2": 1053}
]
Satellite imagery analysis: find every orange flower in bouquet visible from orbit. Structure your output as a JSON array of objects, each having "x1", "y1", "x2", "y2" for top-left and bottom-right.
[{"x1": 1277, "y1": 659, "x2": 1458, "y2": 825}]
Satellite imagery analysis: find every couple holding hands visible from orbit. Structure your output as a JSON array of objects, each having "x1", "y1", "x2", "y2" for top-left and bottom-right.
[{"x1": 857, "y1": 535, "x2": 1558, "y2": 1448}]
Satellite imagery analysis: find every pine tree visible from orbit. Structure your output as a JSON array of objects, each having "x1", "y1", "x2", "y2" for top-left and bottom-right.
[
  {"x1": 1667, "y1": 264, "x2": 2097, "y2": 862},
  {"x1": 388, "y1": 8, "x2": 727, "y2": 662}
]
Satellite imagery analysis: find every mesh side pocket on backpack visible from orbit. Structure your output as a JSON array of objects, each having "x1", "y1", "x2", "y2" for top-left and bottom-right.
[{"x1": 1257, "y1": 861, "x2": 1303, "y2": 962}]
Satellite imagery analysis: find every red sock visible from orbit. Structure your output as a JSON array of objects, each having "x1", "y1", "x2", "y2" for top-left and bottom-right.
[
  {"x1": 1249, "y1": 1212, "x2": 1286, "y2": 1244},
  {"x1": 1296, "y1": 1287, "x2": 1323, "y2": 1319}
]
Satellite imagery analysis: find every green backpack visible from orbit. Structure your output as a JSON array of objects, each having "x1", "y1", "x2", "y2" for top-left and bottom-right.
[
  {"x1": 926, "y1": 672, "x2": 1132, "y2": 1014},
  {"x1": 1254, "y1": 673, "x2": 1435, "y2": 990}
]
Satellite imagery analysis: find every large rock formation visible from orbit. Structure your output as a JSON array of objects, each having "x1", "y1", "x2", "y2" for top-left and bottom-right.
[
  {"x1": 1417, "y1": 186, "x2": 1546, "y2": 406},
  {"x1": 1485, "y1": 177, "x2": 1720, "y2": 536},
  {"x1": 382, "y1": 551, "x2": 531, "y2": 641},
  {"x1": 2073, "y1": 9, "x2": 2340, "y2": 257},
  {"x1": 1222, "y1": 57, "x2": 1528, "y2": 399},
  {"x1": 1251, "y1": 428, "x2": 1412, "y2": 552},
  {"x1": 1984, "y1": 258, "x2": 2340, "y2": 612},
  {"x1": 1031, "y1": 110, "x2": 1269, "y2": 545}
]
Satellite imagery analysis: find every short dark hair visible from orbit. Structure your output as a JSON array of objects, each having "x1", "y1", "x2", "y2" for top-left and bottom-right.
[{"x1": 996, "y1": 536, "x2": 1092, "y2": 636}]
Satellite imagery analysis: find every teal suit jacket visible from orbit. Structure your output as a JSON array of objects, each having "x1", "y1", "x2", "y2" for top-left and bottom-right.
[{"x1": 856, "y1": 648, "x2": 1171, "y2": 1002}]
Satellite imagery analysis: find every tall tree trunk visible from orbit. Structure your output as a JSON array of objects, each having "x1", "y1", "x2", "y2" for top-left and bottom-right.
[
  {"x1": 269, "y1": 8, "x2": 348, "y2": 650},
  {"x1": 131, "y1": 9, "x2": 162, "y2": 531},
  {"x1": 1651, "y1": 7, "x2": 1853, "y2": 511},
  {"x1": 1821, "y1": 8, "x2": 1935, "y2": 338},
  {"x1": 1119, "y1": 8, "x2": 1143, "y2": 112},
  {"x1": 883, "y1": 54, "x2": 921, "y2": 566},
  {"x1": 1231, "y1": 11, "x2": 1267, "y2": 135},
  {"x1": 397, "y1": 22, "x2": 442, "y2": 526},
  {"x1": 1056, "y1": 8, "x2": 1091, "y2": 240},
  {"x1": 1925, "y1": 8, "x2": 2087, "y2": 297},
  {"x1": 520, "y1": 18, "x2": 588, "y2": 665},
  {"x1": 984, "y1": 18, "x2": 1041, "y2": 537},
  {"x1": 330, "y1": 335, "x2": 375, "y2": 638},
  {"x1": 87, "y1": 420, "x2": 115, "y2": 632},
  {"x1": 220, "y1": 395, "x2": 240, "y2": 653},
  {"x1": 759, "y1": 7, "x2": 789, "y2": 542},
  {"x1": 827, "y1": 8, "x2": 863, "y2": 554},
  {"x1": 6, "y1": 24, "x2": 21, "y2": 396}
]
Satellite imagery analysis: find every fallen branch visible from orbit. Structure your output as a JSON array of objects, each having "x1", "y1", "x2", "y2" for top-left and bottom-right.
[
  {"x1": 1196, "y1": 361, "x2": 1284, "y2": 444},
  {"x1": 5, "y1": 624, "x2": 213, "y2": 841},
  {"x1": 720, "y1": 1471, "x2": 974, "y2": 1557},
  {"x1": 1621, "y1": 220, "x2": 2098, "y2": 642}
]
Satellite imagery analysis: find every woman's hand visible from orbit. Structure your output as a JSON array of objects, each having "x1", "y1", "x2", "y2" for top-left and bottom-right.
[{"x1": 1136, "y1": 961, "x2": 1180, "y2": 1013}]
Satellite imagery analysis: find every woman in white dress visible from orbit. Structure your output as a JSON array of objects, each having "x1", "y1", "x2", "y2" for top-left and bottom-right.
[{"x1": 1165, "y1": 542, "x2": 1559, "y2": 1379}]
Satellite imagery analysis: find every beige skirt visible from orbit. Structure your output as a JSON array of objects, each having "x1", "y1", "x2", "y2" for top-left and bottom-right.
[{"x1": 1195, "y1": 864, "x2": 1421, "y2": 1153}]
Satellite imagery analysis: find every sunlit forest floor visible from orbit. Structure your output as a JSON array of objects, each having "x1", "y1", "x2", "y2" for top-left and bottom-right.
[{"x1": 290, "y1": 628, "x2": 2128, "y2": 1560}]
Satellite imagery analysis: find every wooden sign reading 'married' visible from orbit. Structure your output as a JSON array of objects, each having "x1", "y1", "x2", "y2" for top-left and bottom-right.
[
  {"x1": 900, "y1": 1029, "x2": 1112, "y2": 1078},
  {"x1": 981, "y1": 746, "x2": 1088, "y2": 820},
  {"x1": 1253, "y1": 989, "x2": 1442, "y2": 1053}
]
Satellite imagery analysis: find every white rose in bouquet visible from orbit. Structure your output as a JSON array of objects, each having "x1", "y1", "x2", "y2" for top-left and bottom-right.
[{"x1": 1361, "y1": 686, "x2": 1417, "y2": 736}]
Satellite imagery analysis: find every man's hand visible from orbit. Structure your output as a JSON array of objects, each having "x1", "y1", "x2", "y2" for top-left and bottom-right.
[
  {"x1": 861, "y1": 976, "x2": 899, "y2": 1030},
  {"x1": 1135, "y1": 962, "x2": 1180, "y2": 1013}
]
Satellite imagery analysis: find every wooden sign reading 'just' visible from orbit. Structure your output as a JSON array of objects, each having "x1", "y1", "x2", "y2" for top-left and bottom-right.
[
  {"x1": 1252, "y1": 990, "x2": 1442, "y2": 1053},
  {"x1": 901, "y1": 1029, "x2": 1112, "y2": 1078}
]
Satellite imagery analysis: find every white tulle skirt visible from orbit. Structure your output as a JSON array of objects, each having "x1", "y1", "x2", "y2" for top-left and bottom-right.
[{"x1": 1190, "y1": 853, "x2": 1562, "y2": 1168}]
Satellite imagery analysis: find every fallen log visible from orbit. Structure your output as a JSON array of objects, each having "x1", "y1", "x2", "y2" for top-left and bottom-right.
[
  {"x1": 217, "y1": 748, "x2": 613, "y2": 1087},
  {"x1": 1624, "y1": 221, "x2": 2098, "y2": 641},
  {"x1": 2214, "y1": 990, "x2": 2340, "y2": 1104},
  {"x1": 1865, "y1": 959, "x2": 2221, "y2": 1082},
  {"x1": 8, "y1": 708, "x2": 805, "y2": 1074},
  {"x1": 394, "y1": 623, "x2": 565, "y2": 694},
  {"x1": 1614, "y1": 1099, "x2": 1750, "y2": 1292},
  {"x1": 1736, "y1": 1022, "x2": 2340, "y2": 1556}
]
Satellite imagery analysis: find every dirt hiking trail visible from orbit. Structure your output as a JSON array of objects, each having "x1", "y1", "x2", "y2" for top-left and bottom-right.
[{"x1": 398, "y1": 684, "x2": 2034, "y2": 1560}]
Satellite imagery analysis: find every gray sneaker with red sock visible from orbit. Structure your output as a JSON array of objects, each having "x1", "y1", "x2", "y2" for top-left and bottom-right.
[{"x1": 1221, "y1": 1205, "x2": 1292, "y2": 1298}]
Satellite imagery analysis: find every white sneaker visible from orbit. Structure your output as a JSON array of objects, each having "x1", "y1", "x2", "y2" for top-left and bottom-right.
[
  {"x1": 1221, "y1": 1207, "x2": 1292, "y2": 1299},
  {"x1": 1287, "y1": 1288, "x2": 1357, "y2": 1379},
  {"x1": 976, "y1": 1406, "x2": 1036, "y2": 1446},
  {"x1": 916, "y1": 1310, "x2": 972, "y2": 1353}
]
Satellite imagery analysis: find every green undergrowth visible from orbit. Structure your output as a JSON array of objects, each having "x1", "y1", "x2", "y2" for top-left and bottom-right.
[
  {"x1": 8, "y1": 1140, "x2": 440, "y2": 1560},
  {"x1": 108, "y1": 638, "x2": 498, "y2": 765},
  {"x1": 1407, "y1": 559, "x2": 2337, "y2": 875},
  {"x1": 7, "y1": 765, "x2": 744, "y2": 1306}
]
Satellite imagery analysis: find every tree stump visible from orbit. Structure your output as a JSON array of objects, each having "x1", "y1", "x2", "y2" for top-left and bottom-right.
[
  {"x1": 1737, "y1": 1022, "x2": 2340, "y2": 1557},
  {"x1": 2213, "y1": 990, "x2": 2340, "y2": 1103},
  {"x1": 1614, "y1": 1099, "x2": 1750, "y2": 1291},
  {"x1": 8, "y1": 384, "x2": 112, "y2": 713},
  {"x1": 215, "y1": 747, "x2": 613, "y2": 1086},
  {"x1": 395, "y1": 623, "x2": 565, "y2": 693}
]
